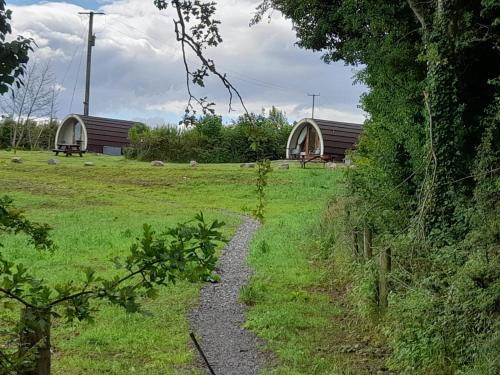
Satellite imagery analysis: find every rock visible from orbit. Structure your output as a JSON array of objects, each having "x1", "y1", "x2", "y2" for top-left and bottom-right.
[
  {"x1": 83, "y1": 162, "x2": 95, "y2": 167},
  {"x1": 326, "y1": 162, "x2": 337, "y2": 168},
  {"x1": 344, "y1": 157, "x2": 352, "y2": 166},
  {"x1": 47, "y1": 159, "x2": 59, "y2": 165},
  {"x1": 11, "y1": 157, "x2": 22, "y2": 163},
  {"x1": 240, "y1": 162, "x2": 256, "y2": 168},
  {"x1": 150, "y1": 160, "x2": 165, "y2": 167},
  {"x1": 190, "y1": 160, "x2": 198, "y2": 167},
  {"x1": 279, "y1": 163, "x2": 289, "y2": 170}
]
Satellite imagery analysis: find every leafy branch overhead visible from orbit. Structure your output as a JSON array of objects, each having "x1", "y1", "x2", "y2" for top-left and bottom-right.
[
  {"x1": 0, "y1": 1, "x2": 33, "y2": 94},
  {"x1": 0, "y1": 200, "x2": 225, "y2": 318},
  {"x1": 154, "y1": 0, "x2": 248, "y2": 119}
]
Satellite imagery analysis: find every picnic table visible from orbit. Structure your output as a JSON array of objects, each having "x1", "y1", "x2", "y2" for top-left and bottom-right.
[
  {"x1": 52, "y1": 144, "x2": 86, "y2": 157},
  {"x1": 299, "y1": 152, "x2": 332, "y2": 168}
]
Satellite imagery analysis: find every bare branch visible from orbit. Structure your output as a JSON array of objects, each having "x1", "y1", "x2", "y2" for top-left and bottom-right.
[{"x1": 160, "y1": 0, "x2": 250, "y2": 120}]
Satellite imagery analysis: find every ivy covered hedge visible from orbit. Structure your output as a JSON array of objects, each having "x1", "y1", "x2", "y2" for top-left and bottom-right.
[{"x1": 262, "y1": 1, "x2": 499, "y2": 373}]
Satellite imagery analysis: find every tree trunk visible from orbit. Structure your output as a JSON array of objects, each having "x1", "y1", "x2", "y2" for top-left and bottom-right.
[
  {"x1": 420, "y1": 0, "x2": 464, "y2": 240},
  {"x1": 18, "y1": 307, "x2": 51, "y2": 375}
]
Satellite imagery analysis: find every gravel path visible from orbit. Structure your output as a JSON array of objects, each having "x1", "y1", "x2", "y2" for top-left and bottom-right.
[{"x1": 190, "y1": 216, "x2": 268, "y2": 375}]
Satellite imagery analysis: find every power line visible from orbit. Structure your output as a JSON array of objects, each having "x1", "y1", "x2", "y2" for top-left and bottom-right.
[
  {"x1": 69, "y1": 26, "x2": 87, "y2": 113},
  {"x1": 104, "y1": 16, "x2": 312, "y2": 95},
  {"x1": 60, "y1": 27, "x2": 88, "y2": 88}
]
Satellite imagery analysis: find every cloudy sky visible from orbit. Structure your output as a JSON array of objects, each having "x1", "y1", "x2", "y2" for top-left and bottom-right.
[{"x1": 7, "y1": 0, "x2": 367, "y2": 125}]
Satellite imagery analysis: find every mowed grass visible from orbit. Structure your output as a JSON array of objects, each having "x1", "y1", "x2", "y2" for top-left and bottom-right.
[{"x1": 0, "y1": 151, "x2": 344, "y2": 374}]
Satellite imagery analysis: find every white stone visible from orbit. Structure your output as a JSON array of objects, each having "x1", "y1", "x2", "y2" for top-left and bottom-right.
[
  {"x1": 326, "y1": 162, "x2": 337, "y2": 168},
  {"x1": 47, "y1": 159, "x2": 59, "y2": 165},
  {"x1": 11, "y1": 157, "x2": 22, "y2": 163},
  {"x1": 151, "y1": 160, "x2": 165, "y2": 167},
  {"x1": 84, "y1": 162, "x2": 95, "y2": 167},
  {"x1": 190, "y1": 160, "x2": 198, "y2": 167},
  {"x1": 240, "y1": 162, "x2": 256, "y2": 168}
]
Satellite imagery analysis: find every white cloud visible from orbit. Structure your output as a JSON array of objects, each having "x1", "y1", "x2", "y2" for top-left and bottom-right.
[{"x1": 9, "y1": 0, "x2": 367, "y2": 124}]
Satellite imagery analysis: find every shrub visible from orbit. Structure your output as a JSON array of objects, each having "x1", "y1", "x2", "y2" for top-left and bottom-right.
[{"x1": 125, "y1": 109, "x2": 292, "y2": 163}]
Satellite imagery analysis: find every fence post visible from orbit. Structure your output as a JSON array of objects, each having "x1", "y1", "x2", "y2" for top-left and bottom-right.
[
  {"x1": 18, "y1": 307, "x2": 51, "y2": 375},
  {"x1": 352, "y1": 230, "x2": 360, "y2": 257},
  {"x1": 363, "y1": 226, "x2": 372, "y2": 260},
  {"x1": 378, "y1": 248, "x2": 391, "y2": 309}
]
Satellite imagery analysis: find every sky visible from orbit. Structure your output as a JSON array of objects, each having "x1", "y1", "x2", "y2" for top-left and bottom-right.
[{"x1": 6, "y1": 0, "x2": 367, "y2": 126}]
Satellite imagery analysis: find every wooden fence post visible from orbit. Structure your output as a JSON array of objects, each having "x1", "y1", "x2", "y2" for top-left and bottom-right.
[
  {"x1": 352, "y1": 230, "x2": 361, "y2": 258},
  {"x1": 363, "y1": 226, "x2": 372, "y2": 260},
  {"x1": 19, "y1": 307, "x2": 51, "y2": 375},
  {"x1": 378, "y1": 248, "x2": 391, "y2": 309}
]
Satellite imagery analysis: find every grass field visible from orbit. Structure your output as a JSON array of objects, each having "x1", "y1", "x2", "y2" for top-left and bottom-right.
[{"x1": 0, "y1": 151, "x2": 345, "y2": 374}]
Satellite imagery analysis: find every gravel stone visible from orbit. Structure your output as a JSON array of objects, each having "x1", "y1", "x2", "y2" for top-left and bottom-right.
[{"x1": 190, "y1": 217, "x2": 269, "y2": 375}]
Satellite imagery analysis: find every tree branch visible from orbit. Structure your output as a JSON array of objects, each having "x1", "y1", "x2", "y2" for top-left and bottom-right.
[{"x1": 407, "y1": 0, "x2": 427, "y2": 30}]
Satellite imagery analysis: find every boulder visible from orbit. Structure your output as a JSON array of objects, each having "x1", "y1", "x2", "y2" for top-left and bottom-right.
[
  {"x1": 47, "y1": 159, "x2": 59, "y2": 165},
  {"x1": 240, "y1": 162, "x2": 256, "y2": 168},
  {"x1": 11, "y1": 157, "x2": 22, "y2": 163},
  {"x1": 279, "y1": 163, "x2": 289, "y2": 170},
  {"x1": 151, "y1": 160, "x2": 165, "y2": 167},
  {"x1": 326, "y1": 162, "x2": 337, "y2": 169},
  {"x1": 190, "y1": 160, "x2": 198, "y2": 167},
  {"x1": 83, "y1": 162, "x2": 95, "y2": 167}
]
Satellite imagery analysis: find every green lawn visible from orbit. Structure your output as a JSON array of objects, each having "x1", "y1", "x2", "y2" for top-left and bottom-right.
[{"x1": 0, "y1": 151, "x2": 344, "y2": 374}]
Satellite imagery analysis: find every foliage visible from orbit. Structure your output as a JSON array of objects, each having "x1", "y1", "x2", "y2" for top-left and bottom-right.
[
  {"x1": 0, "y1": 1, "x2": 32, "y2": 95},
  {"x1": 253, "y1": 0, "x2": 500, "y2": 373},
  {"x1": 0, "y1": 196, "x2": 225, "y2": 373},
  {"x1": 126, "y1": 109, "x2": 291, "y2": 163},
  {"x1": 0, "y1": 118, "x2": 58, "y2": 151},
  {"x1": 252, "y1": 159, "x2": 272, "y2": 221}
]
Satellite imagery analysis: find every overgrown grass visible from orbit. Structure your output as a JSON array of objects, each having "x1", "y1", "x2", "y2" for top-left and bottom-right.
[
  {"x1": 0, "y1": 151, "x2": 342, "y2": 374},
  {"x1": 244, "y1": 192, "x2": 391, "y2": 374}
]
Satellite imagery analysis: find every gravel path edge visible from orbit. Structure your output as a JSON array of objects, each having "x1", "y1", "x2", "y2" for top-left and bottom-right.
[{"x1": 189, "y1": 215, "x2": 269, "y2": 375}]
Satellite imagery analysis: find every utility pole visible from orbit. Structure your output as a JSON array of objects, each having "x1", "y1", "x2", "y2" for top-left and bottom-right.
[
  {"x1": 79, "y1": 11, "x2": 104, "y2": 116},
  {"x1": 307, "y1": 93, "x2": 320, "y2": 119}
]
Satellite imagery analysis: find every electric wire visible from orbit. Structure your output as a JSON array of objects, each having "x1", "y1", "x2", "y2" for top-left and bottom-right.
[{"x1": 69, "y1": 23, "x2": 87, "y2": 113}]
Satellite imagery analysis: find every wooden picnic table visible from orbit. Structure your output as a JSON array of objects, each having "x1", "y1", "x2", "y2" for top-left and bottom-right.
[
  {"x1": 53, "y1": 144, "x2": 86, "y2": 157},
  {"x1": 299, "y1": 152, "x2": 332, "y2": 168}
]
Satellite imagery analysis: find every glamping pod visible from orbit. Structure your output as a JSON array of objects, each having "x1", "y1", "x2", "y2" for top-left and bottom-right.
[
  {"x1": 55, "y1": 114, "x2": 135, "y2": 155},
  {"x1": 286, "y1": 118, "x2": 363, "y2": 162}
]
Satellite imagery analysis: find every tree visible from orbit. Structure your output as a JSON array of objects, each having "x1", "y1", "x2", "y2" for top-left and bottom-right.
[
  {"x1": 0, "y1": 1, "x2": 32, "y2": 94},
  {"x1": 246, "y1": 1, "x2": 499, "y2": 373},
  {"x1": 0, "y1": 196, "x2": 225, "y2": 374},
  {"x1": 0, "y1": 62, "x2": 59, "y2": 150}
]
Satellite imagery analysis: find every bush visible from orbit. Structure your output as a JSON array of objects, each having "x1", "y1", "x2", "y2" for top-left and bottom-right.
[
  {"x1": 0, "y1": 118, "x2": 58, "y2": 150},
  {"x1": 125, "y1": 109, "x2": 292, "y2": 163}
]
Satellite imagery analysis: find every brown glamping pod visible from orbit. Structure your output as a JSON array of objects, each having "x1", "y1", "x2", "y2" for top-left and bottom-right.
[
  {"x1": 54, "y1": 114, "x2": 135, "y2": 156},
  {"x1": 286, "y1": 118, "x2": 362, "y2": 164}
]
